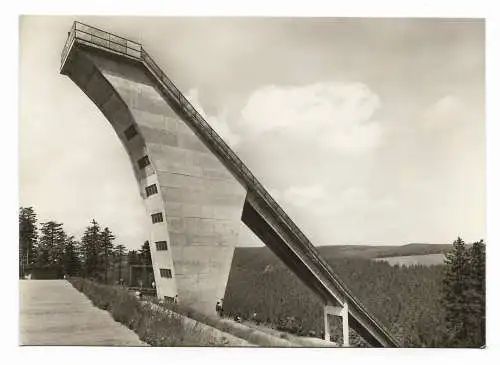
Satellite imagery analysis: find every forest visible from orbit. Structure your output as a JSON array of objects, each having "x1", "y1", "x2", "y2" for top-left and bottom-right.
[
  {"x1": 223, "y1": 239, "x2": 485, "y2": 348},
  {"x1": 19, "y1": 206, "x2": 485, "y2": 348},
  {"x1": 18, "y1": 206, "x2": 151, "y2": 284}
]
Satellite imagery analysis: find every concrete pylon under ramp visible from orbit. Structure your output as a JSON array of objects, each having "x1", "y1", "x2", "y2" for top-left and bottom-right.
[{"x1": 60, "y1": 22, "x2": 400, "y2": 347}]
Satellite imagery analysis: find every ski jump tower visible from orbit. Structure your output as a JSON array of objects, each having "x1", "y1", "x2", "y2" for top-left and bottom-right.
[{"x1": 60, "y1": 22, "x2": 399, "y2": 347}]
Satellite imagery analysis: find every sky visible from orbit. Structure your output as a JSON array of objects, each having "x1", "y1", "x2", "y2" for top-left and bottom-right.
[{"x1": 19, "y1": 16, "x2": 485, "y2": 250}]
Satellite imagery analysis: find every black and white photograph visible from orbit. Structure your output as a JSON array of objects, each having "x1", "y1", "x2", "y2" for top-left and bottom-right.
[{"x1": 16, "y1": 10, "x2": 488, "y2": 351}]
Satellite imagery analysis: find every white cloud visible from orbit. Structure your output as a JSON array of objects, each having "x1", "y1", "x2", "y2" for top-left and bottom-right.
[
  {"x1": 341, "y1": 186, "x2": 398, "y2": 214},
  {"x1": 422, "y1": 95, "x2": 463, "y2": 129},
  {"x1": 185, "y1": 89, "x2": 241, "y2": 147},
  {"x1": 238, "y1": 82, "x2": 383, "y2": 154},
  {"x1": 340, "y1": 186, "x2": 370, "y2": 205},
  {"x1": 282, "y1": 184, "x2": 326, "y2": 207},
  {"x1": 265, "y1": 185, "x2": 326, "y2": 209}
]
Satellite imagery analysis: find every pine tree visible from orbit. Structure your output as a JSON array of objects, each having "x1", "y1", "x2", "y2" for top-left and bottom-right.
[
  {"x1": 139, "y1": 240, "x2": 152, "y2": 266},
  {"x1": 100, "y1": 227, "x2": 115, "y2": 284},
  {"x1": 441, "y1": 237, "x2": 486, "y2": 347},
  {"x1": 441, "y1": 237, "x2": 469, "y2": 345},
  {"x1": 63, "y1": 236, "x2": 82, "y2": 277},
  {"x1": 466, "y1": 240, "x2": 486, "y2": 347},
  {"x1": 19, "y1": 207, "x2": 38, "y2": 277},
  {"x1": 80, "y1": 219, "x2": 101, "y2": 279},
  {"x1": 114, "y1": 244, "x2": 127, "y2": 284},
  {"x1": 127, "y1": 249, "x2": 141, "y2": 286},
  {"x1": 138, "y1": 241, "x2": 152, "y2": 287},
  {"x1": 128, "y1": 250, "x2": 140, "y2": 266},
  {"x1": 36, "y1": 221, "x2": 67, "y2": 277}
]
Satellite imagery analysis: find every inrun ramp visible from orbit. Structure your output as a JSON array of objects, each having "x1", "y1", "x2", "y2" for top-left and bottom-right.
[{"x1": 60, "y1": 21, "x2": 400, "y2": 347}]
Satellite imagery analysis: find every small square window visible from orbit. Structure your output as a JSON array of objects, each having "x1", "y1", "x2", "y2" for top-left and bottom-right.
[
  {"x1": 155, "y1": 241, "x2": 168, "y2": 251},
  {"x1": 145, "y1": 184, "x2": 158, "y2": 197},
  {"x1": 164, "y1": 296, "x2": 175, "y2": 303},
  {"x1": 124, "y1": 125, "x2": 138, "y2": 140},
  {"x1": 160, "y1": 268, "x2": 172, "y2": 278},
  {"x1": 137, "y1": 155, "x2": 150, "y2": 169},
  {"x1": 151, "y1": 212, "x2": 163, "y2": 224}
]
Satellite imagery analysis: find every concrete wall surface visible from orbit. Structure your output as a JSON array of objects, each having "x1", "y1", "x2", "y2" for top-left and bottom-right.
[{"x1": 66, "y1": 49, "x2": 247, "y2": 315}]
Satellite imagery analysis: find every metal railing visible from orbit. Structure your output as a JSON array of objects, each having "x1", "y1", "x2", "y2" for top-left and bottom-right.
[
  {"x1": 61, "y1": 22, "x2": 141, "y2": 69},
  {"x1": 60, "y1": 22, "x2": 399, "y2": 346},
  {"x1": 60, "y1": 22, "x2": 76, "y2": 66}
]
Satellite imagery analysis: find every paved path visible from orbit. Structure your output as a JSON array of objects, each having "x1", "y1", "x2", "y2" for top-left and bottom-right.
[{"x1": 19, "y1": 280, "x2": 147, "y2": 346}]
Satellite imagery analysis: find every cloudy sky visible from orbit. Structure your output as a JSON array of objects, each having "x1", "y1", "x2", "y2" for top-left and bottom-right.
[{"x1": 19, "y1": 16, "x2": 485, "y2": 249}]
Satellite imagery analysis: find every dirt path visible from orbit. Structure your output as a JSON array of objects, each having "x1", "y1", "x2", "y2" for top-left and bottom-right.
[{"x1": 19, "y1": 280, "x2": 147, "y2": 346}]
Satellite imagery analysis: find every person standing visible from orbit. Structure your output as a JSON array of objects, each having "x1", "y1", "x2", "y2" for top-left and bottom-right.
[{"x1": 219, "y1": 299, "x2": 224, "y2": 317}]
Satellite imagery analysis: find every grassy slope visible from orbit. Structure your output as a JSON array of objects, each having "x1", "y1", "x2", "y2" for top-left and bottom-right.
[{"x1": 68, "y1": 278, "x2": 311, "y2": 347}]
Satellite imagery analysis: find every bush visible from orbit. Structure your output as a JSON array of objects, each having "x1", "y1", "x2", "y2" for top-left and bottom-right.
[
  {"x1": 68, "y1": 277, "x2": 296, "y2": 347},
  {"x1": 155, "y1": 297, "x2": 292, "y2": 347},
  {"x1": 68, "y1": 277, "x2": 205, "y2": 346}
]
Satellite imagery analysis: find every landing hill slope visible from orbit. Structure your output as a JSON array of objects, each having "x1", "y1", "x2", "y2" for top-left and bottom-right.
[{"x1": 224, "y1": 244, "x2": 449, "y2": 347}]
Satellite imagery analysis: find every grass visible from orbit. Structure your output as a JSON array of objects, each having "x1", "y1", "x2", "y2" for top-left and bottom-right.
[
  {"x1": 68, "y1": 277, "x2": 296, "y2": 347},
  {"x1": 68, "y1": 277, "x2": 339, "y2": 347},
  {"x1": 68, "y1": 277, "x2": 213, "y2": 346},
  {"x1": 153, "y1": 298, "x2": 294, "y2": 347}
]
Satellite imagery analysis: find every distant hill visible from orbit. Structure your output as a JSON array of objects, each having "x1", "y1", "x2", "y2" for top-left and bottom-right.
[{"x1": 235, "y1": 243, "x2": 453, "y2": 267}]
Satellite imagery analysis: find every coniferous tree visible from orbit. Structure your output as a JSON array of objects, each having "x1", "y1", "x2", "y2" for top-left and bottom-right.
[
  {"x1": 36, "y1": 221, "x2": 67, "y2": 275},
  {"x1": 127, "y1": 249, "x2": 142, "y2": 286},
  {"x1": 19, "y1": 207, "x2": 38, "y2": 277},
  {"x1": 127, "y1": 250, "x2": 140, "y2": 266},
  {"x1": 100, "y1": 227, "x2": 115, "y2": 284},
  {"x1": 465, "y1": 240, "x2": 486, "y2": 347},
  {"x1": 80, "y1": 219, "x2": 101, "y2": 279},
  {"x1": 63, "y1": 236, "x2": 82, "y2": 277},
  {"x1": 139, "y1": 240, "x2": 152, "y2": 266},
  {"x1": 441, "y1": 237, "x2": 486, "y2": 347},
  {"x1": 441, "y1": 237, "x2": 469, "y2": 345},
  {"x1": 114, "y1": 244, "x2": 127, "y2": 284},
  {"x1": 138, "y1": 241, "x2": 152, "y2": 287}
]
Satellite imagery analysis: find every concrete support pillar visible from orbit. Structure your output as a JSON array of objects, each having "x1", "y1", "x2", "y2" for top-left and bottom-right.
[
  {"x1": 323, "y1": 306, "x2": 331, "y2": 342},
  {"x1": 324, "y1": 302, "x2": 350, "y2": 347},
  {"x1": 342, "y1": 302, "x2": 349, "y2": 347}
]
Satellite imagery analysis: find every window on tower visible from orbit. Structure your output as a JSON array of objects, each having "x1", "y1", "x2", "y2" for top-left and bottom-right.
[{"x1": 160, "y1": 269, "x2": 172, "y2": 278}]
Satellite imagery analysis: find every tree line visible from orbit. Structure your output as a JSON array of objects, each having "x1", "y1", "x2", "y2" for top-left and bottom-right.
[
  {"x1": 19, "y1": 206, "x2": 151, "y2": 283},
  {"x1": 441, "y1": 237, "x2": 485, "y2": 347},
  {"x1": 224, "y1": 237, "x2": 485, "y2": 348}
]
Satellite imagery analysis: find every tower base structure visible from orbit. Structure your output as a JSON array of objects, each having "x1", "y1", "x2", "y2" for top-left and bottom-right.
[{"x1": 62, "y1": 23, "x2": 246, "y2": 315}]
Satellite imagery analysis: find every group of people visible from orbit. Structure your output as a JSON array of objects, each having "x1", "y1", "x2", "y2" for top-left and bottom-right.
[{"x1": 214, "y1": 301, "x2": 261, "y2": 324}]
